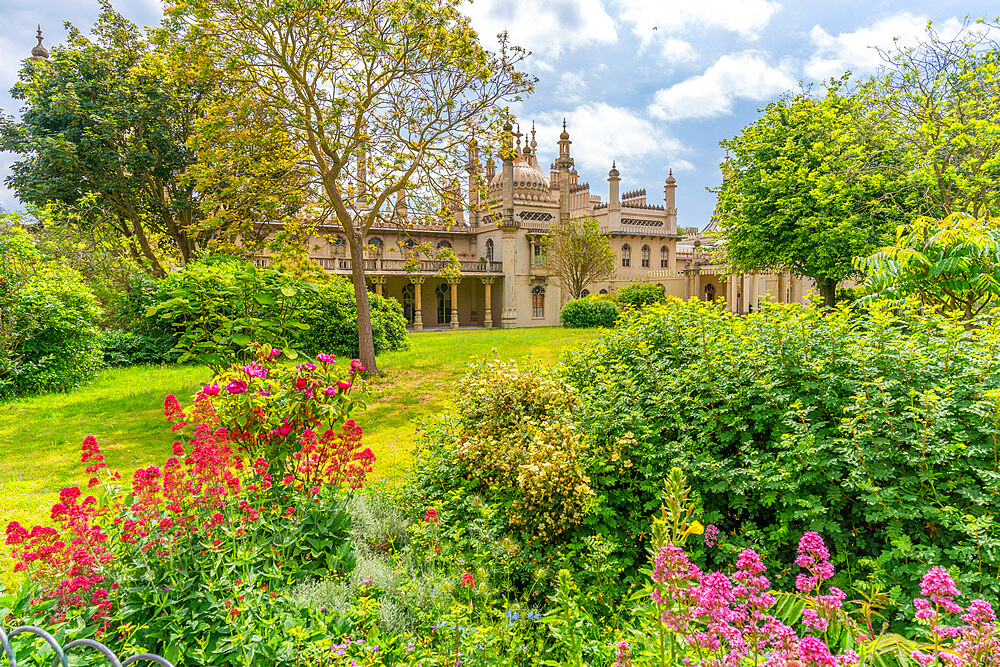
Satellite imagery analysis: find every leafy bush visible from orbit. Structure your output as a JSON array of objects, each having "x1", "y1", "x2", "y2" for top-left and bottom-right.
[
  {"x1": 561, "y1": 295, "x2": 620, "y2": 328},
  {"x1": 99, "y1": 328, "x2": 179, "y2": 366},
  {"x1": 0, "y1": 227, "x2": 103, "y2": 397},
  {"x1": 614, "y1": 281, "x2": 665, "y2": 310},
  {"x1": 146, "y1": 259, "x2": 314, "y2": 372},
  {"x1": 561, "y1": 298, "x2": 1000, "y2": 609},
  {"x1": 298, "y1": 279, "x2": 409, "y2": 357}
]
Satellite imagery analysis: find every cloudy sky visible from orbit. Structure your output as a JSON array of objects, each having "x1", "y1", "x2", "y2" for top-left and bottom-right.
[{"x1": 0, "y1": 0, "x2": 996, "y2": 227}]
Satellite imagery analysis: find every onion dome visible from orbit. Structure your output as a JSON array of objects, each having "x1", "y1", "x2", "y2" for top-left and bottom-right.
[
  {"x1": 488, "y1": 157, "x2": 558, "y2": 203},
  {"x1": 665, "y1": 168, "x2": 676, "y2": 185},
  {"x1": 503, "y1": 120, "x2": 513, "y2": 132},
  {"x1": 31, "y1": 25, "x2": 49, "y2": 60},
  {"x1": 559, "y1": 118, "x2": 569, "y2": 140},
  {"x1": 609, "y1": 160, "x2": 620, "y2": 178}
]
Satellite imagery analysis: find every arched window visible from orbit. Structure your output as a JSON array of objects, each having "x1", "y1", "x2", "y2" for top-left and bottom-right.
[
  {"x1": 580, "y1": 289, "x2": 590, "y2": 297},
  {"x1": 437, "y1": 240, "x2": 452, "y2": 250},
  {"x1": 531, "y1": 286, "x2": 545, "y2": 318},
  {"x1": 435, "y1": 283, "x2": 451, "y2": 324},
  {"x1": 368, "y1": 237, "x2": 384, "y2": 257},
  {"x1": 533, "y1": 241, "x2": 544, "y2": 266},
  {"x1": 485, "y1": 239, "x2": 495, "y2": 262},
  {"x1": 332, "y1": 235, "x2": 347, "y2": 258},
  {"x1": 402, "y1": 238, "x2": 416, "y2": 250},
  {"x1": 705, "y1": 284, "x2": 716, "y2": 301},
  {"x1": 599, "y1": 289, "x2": 608, "y2": 295},
  {"x1": 401, "y1": 283, "x2": 415, "y2": 324},
  {"x1": 621, "y1": 244, "x2": 631, "y2": 268},
  {"x1": 660, "y1": 245, "x2": 669, "y2": 268},
  {"x1": 641, "y1": 244, "x2": 650, "y2": 268}
]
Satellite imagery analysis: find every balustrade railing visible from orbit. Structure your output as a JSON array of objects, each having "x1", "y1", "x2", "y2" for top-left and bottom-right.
[
  {"x1": 1, "y1": 625, "x2": 175, "y2": 667},
  {"x1": 253, "y1": 256, "x2": 502, "y2": 274}
]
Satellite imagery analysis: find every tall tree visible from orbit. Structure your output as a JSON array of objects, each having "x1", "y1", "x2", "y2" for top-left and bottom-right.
[
  {"x1": 175, "y1": 0, "x2": 532, "y2": 372},
  {"x1": 716, "y1": 86, "x2": 909, "y2": 307},
  {"x1": 542, "y1": 216, "x2": 616, "y2": 299},
  {"x1": 0, "y1": 2, "x2": 305, "y2": 277},
  {"x1": 864, "y1": 19, "x2": 1000, "y2": 218}
]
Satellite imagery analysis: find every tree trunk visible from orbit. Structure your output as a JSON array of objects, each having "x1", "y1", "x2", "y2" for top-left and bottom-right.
[
  {"x1": 818, "y1": 277, "x2": 837, "y2": 308},
  {"x1": 348, "y1": 236, "x2": 378, "y2": 374}
]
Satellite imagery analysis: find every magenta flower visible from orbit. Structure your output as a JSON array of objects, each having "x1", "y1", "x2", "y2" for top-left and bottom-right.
[
  {"x1": 226, "y1": 379, "x2": 247, "y2": 394},
  {"x1": 336, "y1": 381, "x2": 351, "y2": 391},
  {"x1": 202, "y1": 382, "x2": 220, "y2": 396},
  {"x1": 317, "y1": 353, "x2": 336, "y2": 364},
  {"x1": 270, "y1": 348, "x2": 281, "y2": 358},
  {"x1": 324, "y1": 386, "x2": 337, "y2": 396}
]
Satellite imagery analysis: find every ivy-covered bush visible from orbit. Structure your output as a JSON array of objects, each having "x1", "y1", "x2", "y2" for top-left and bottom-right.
[
  {"x1": 0, "y1": 227, "x2": 103, "y2": 397},
  {"x1": 561, "y1": 295, "x2": 620, "y2": 328},
  {"x1": 614, "y1": 281, "x2": 665, "y2": 310},
  {"x1": 298, "y1": 279, "x2": 409, "y2": 358},
  {"x1": 560, "y1": 298, "x2": 1000, "y2": 610}
]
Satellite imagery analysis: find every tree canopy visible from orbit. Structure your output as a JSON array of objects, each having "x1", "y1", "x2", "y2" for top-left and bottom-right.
[
  {"x1": 542, "y1": 216, "x2": 616, "y2": 300},
  {"x1": 0, "y1": 2, "x2": 305, "y2": 277},
  {"x1": 174, "y1": 0, "x2": 533, "y2": 371},
  {"x1": 716, "y1": 86, "x2": 909, "y2": 306}
]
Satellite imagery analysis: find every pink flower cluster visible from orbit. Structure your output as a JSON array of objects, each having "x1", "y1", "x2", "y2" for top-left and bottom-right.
[
  {"x1": 910, "y1": 567, "x2": 1000, "y2": 665},
  {"x1": 292, "y1": 420, "x2": 375, "y2": 491},
  {"x1": 647, "y1": 533, "x2": 857, "y2": 666}
]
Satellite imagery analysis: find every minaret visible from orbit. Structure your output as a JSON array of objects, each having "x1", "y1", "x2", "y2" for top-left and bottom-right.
[
  {"x1": 608, "y1": 161, "x2": 621, "y2": 212},
  {"x1": 556, "y1": 119, "x2": 573, "y2": 223},
  {"x1": 529, "y1": 122, "x2": 539, "y2": 169},
  {"x1": 466, "y1": 138, "x2": 480, "y2": 227},
  {"x1": 500, "y1": 120, "x2": 518, "y2": 327},
  {"x1": 664, "y1": 169, "x2": 677, "y2": 235},
  {"x1": 30, "y1": 25, "x2": 50, "y2": 62}
]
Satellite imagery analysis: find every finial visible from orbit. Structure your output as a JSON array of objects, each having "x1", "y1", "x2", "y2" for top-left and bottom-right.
[
  {"x1": 559, "y1": 118, "x2": 570, "y2": 141},
  {"x1": 530, "y1": 121, "x2": 537, "y2": 148},
  {"x1": 609, "y1": 160, "x2": 619, "y2": 178},
  {"x1": 31, "y1": 24, "x2": 50, "y2": 60},
  {"x1": 669, "y1": 168, "x2": 673, "y2": 176},
  {"x1": 562, "y1": 118, "x2": 566, "y2": 131}
]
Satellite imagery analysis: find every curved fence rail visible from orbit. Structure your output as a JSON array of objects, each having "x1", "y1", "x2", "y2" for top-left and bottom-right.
[{"x1": 1, "y1": 626, "x2": 175, "y2": 667}]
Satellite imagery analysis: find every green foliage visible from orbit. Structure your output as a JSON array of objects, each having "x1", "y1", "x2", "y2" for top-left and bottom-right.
[
  {"x1": 98, "y1": 329, "x2": 178, "y2": 367},
  {"x1": 614, "y1": 282, "x2": 665, "y2": 310},
  {"x1": 543, "y1": 216, "x2": 617, "y2": 299},
  {"x1": 561, "y1": 298, "x2": 1000, "y2": 610},
  {"x1": 718, "y1": 85, "x2": 908, "y2": 306},
  {"x1": 856, "y1": 213, "x2": 1000, "y2": 320},
  {"x1": 561, "y1": 296, "x2": 620, "y2": 328},
  {"x1": 299, "y1": 280, "x2": 410, "y2": 358},
  {"x1": 146, "y1": 259, "x2": 314, "y2": 372},
  {"x1": 0, "y1": 226, "x2": 103, "y2": 398}
]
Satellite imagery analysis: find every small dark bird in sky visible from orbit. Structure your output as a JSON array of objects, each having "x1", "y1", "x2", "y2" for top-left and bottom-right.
[{"x1": 653, "y1": 26, "x2": 658, "y2": 30}]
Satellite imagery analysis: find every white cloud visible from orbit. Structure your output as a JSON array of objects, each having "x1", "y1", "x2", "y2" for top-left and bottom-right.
[
  {"x1": 465, "y1": 0, "x2": 617, "y2": 59},
  {"x1": 531, "y1": 103, "x2": 693, "y2": 184},
  {"x1": 618, "y1": 0, "x2": 781, "y2": 60},
  {"x1": 555, "y1": 72, "x2": 587, "y2": 104},
  {"x1": 805, "y1": 12, "x2": 965, "y2": 81},
  {"x1": 648, "y1": 51, "x2": 796, "y2": 121}
]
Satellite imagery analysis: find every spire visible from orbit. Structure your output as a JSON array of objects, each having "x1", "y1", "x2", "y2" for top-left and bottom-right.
[
  {"x1": 559, "y1": 117, "x2": 569, "y2": 140},
  {"x1": 530, "y1": 121, "x2": 537, "y2": 149},
  {"x1": 31, "y1": 24, "x2": 50, "y2": 60},
  {"x1": 609, "y1": 160, "x2": 620, "y2": 178}
]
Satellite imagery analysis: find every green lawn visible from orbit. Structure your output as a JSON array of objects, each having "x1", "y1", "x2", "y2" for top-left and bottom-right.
[{"x1": 0, "y1": 326, "x2": 598, "y2": 541}]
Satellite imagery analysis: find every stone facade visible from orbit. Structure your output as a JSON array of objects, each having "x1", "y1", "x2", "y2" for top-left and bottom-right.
[{"x1": 254, "y1": 121, "x2": 814, "y2": 328}]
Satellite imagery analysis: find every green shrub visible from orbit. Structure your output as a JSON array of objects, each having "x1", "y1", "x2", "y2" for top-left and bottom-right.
[
  {"x1": 561, "y1": 295, "x2": 619, "y2": 328},
  {"x1": 560, "y1": 299, "x2": 1000, "y2": 608},
  {"x1": 0, "y1": 227, "x2": 103, "y2": 397},
  {"x1": 614, "y1": 281, "x2": 665, "y2": 309},
  {"x1": 99, "y1": 329, "x2": 179, "y2": 367},
  {"x1": 147, "y1": 259, "x2": 314, "y2": 372},
  {"x1": 298, "y1": 279, "x2": 409, "y2": 357}
]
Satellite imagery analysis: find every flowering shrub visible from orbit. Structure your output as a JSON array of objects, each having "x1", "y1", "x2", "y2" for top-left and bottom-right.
[
  {"x1": 3, "y1": 351, "x2": 374, "y2": 665},
  {"x1": 420, "y1": 360, "x2": 595, "y2": 542}
]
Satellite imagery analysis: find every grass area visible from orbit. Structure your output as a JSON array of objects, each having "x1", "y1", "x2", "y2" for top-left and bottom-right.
[{"x1": 0, "y1": 326, "x2": 598, "y2": 539}]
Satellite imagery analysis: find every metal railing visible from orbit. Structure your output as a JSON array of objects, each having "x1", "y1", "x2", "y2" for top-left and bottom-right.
[
  {"x1": 254, "y1": 256, "x2": 503, "y2": 275},
  {"x1": 1, "y1": 625, "x2": 174, "y2": 667}
]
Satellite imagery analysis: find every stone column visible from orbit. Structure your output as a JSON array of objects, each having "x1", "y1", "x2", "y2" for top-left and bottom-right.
[
  {"x1": 481, "y1": 277, "x2": 495, "y2": 328},
  {"x1": 684, "y1": 267, "x2": 692, "y2": 300},
  {"x1": 448, "y1": 278, "x2": 461, "y2": 330},
  {"x1": 371, "y1": 275, "x2": 386, "y2": 297},
  {"x1": 777, "y1": 272, "x2": 786, "y2": 304},
  {"x1": 411, "y1": 276, "x2": 425, "y2": 331}
]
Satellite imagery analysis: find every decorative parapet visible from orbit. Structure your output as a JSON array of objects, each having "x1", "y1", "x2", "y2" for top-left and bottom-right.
[
  {"x1": 253, "y1": 256, "x2": 503, "y2": 275},
  {"x1": 1, "y1": 625, "x2": 175, "y2": 666}
]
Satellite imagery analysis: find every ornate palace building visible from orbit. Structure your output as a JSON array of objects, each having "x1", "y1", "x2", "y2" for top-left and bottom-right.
[{"x1": 258, "y1": 120, "x2": 814, "y2": 328}]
